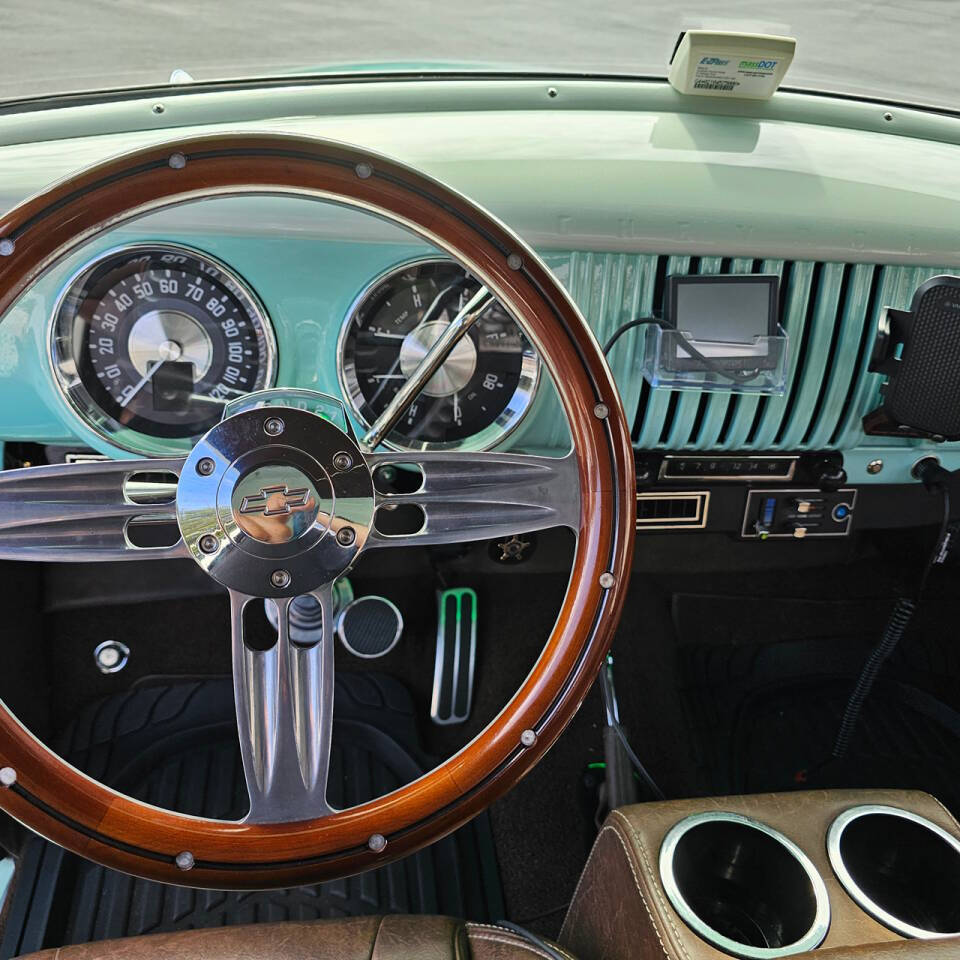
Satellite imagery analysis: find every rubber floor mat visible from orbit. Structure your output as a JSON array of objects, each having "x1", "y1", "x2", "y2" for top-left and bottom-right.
[
  {"x1": 674, "y1": 593, "x2": 960, "y2": 810},
  {"x1": 1, "y1": 675, "x2": 503, "y2": 957},
  {"x1": 733, "y1": 677, "x2": 960, "y2": 812}
]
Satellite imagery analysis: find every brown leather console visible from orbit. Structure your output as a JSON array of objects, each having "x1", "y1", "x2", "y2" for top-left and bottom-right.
[
  {"x1": 558, "y1": 789, "x2": 960, "y2": 960},
  {"x1": 19, "y1": 916, "x2": 575, "y2": 960}
]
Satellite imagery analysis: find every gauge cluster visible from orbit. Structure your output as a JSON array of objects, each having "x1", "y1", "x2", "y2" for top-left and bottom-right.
[
  {"x1": 338, "y1": 259, "x2": 540, "y2": 451},
  {"x1": 46, "y1": 247, "x2": 540, "y2": 456},
  {"x1": 51, "y1": 244, "x2": 276, "y2": 454}
]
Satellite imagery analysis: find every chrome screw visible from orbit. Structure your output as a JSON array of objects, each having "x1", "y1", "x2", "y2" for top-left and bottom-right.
[
  {"x1": 883, "y1": 111, "x2": 894, "y2": 122},
  {"x1": 355, "y1": 162, "x2": 373, "y2": 179},
  {"x1": 506, "y1": 252, "x2": 523, "y2": 270},
  {"x1": 168, "y1": 152, "x2": 186, "y2": 169},
  {"x1": 0, "y1": 767, "x2": 16, "y2": 787},
  {"x1": 263, "y1": 416, "x2": 285, "y2": 436},
  {"x1": 520, "y1": 729, "x2": 537, "y2": 748},
  {"x1": 152, "y1": 103, "x2": 165, "y2": 114},
  {"x1": 271, "y1": 569, "x2": 292, "y2": 589},
  {"x1": 867, "y1": 459, "x2": 884, "y2": 475},
  {"x1": 332, "y1": 451, "x2": 353, "y2": 472},
  {"x1": 547, "y1": 86, "x2": 558, "y2": 98},
  {"x1": 196, "y1": 457, "x2": 215, "y2": 476},
  {"x1": 94, "y1": 640, "x2": 129, "y2": 674},
  {"x1": 198, "y1": 534, "x2": 219, "y2": 555},
  {"x1": 0, "y1": 238, "x2": 14, "y2": 256},
  {"x1": 599, "y1": 571, "x2": 616, "y2": 589},
  {"x1": 336, "y1": 526, "x2": 357, "y2": 547},
  {"x1": 175, "y1": 851, "x2": 195, "y2": 871},
  {"x1": 594, "y1": 402, "x2": 609, "y2": 419},
  {"x1": 367, "y1": 833, "x2": 387, "y2": 852}
]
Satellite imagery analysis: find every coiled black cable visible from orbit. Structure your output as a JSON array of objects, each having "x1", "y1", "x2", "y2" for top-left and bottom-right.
[
  {"x1": 832, "y1": 476, "x2": 952, "y2": 760},
  {"x1": 832, "y1": 596, "x2": 916, "y2": 759}
]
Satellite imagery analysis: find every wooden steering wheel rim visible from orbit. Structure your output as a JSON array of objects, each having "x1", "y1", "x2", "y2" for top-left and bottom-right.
[{"x1": 0, "y1": 133, "x2": 635, "y2": 888}]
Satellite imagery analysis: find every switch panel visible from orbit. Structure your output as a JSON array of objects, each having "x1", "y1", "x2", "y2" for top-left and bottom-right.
[{"x1": 742, "y1": 488, "x2": 856, "y2": 539}]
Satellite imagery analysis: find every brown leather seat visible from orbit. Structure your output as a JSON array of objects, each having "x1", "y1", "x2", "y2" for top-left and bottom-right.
[{"x1": 17, "y1": 916, "x2": 575, "y2": 960}]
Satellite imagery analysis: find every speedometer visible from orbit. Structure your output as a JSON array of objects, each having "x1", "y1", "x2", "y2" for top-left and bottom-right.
[
  {"x1": 338, "y1": 259, "x2": 540, "y2": 450},
  {"x1": 51, "y1": 244, "x2": 276, "y2": 453}
]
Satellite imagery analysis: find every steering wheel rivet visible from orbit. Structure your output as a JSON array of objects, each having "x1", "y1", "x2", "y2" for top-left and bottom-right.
[
  {"x1": 367, "y1": 833, "x2": 387, "y2": 853},
  {"x1": 0, "y1": 238, "x2": 13, "y2": 257},
  {"x1": 355, "y1": 162, "x2": 373, "y2": 180},
  {"x1": 198, "y1": 534, "x2": 219, "y2": 555},
  {"x1": 506, "y1": 252, "x2": 523, "y2": 271},
  {"x1": 520, "y1": 729, "x2": 537, "y2": 748},
  {"x1": 593, "y1": 402, "x2": 609, "y2": 420},
  {"x1": 332, "y1": 451, "x2": 353, "y2": 472},
  {"x1": 263, "y1": 416, "x2": 285, "y2": 436},
  {"x1": 196, "y1": 457, "x2": 215, "y2": 476},
  {"x1": 175, "y1": 850, "x2": 195, "y2": 871},
  {"x1": 0, "y1": 767, "x2": 16, "y2": 787},
  {"x1": 168, "y1": 152, "x2": 186, "y2": 170},
  {"x1": 599, "y1": 572, "x2": 616, "y2": 589},
  {"x1": 271, "y1": 568, "x2": 292, "y2": 589}
]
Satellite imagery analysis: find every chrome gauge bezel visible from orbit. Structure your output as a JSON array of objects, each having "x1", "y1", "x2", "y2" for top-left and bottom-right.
[
  {"x1": 49, "y1": 242, "x2": 278, "y2": 457},
  {"x1": 337, "y1": 257, "x2": 541, "y2": 452}
]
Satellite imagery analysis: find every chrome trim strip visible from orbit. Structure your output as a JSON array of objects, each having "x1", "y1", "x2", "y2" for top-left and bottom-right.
[
  {"x1": 659, "y1": 811, "x2": 831, "y2": 959},
  {"x1": 659, "y1": 455, "x2": 797, "y2": 483},
  {"x1": 827, "y1": 804, "x2": 960, "y2": 940},
  {"x1": 635, "y1": 491, "x2": 709, "y2": 531}
]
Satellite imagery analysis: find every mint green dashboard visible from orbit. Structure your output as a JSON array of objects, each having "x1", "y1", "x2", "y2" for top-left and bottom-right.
[{"x1": 3, "y1": 77, "x2": 960, "y2": 484}]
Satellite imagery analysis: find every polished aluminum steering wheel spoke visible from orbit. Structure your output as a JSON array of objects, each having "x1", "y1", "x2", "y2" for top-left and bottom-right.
[
  {"x1": 366, "y1": 450, "x2": 579, "y2": 547},
  {"x1": 0, "y1": 458, "x2": 187, "y2": 562},
  {"x1": 231, "y1": 584, "x2": 336, "y2": 823}
]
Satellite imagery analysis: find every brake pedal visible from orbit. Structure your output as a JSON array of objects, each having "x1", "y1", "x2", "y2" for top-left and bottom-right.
[{"x1": 431, "y1": 587, "x2": 477, "y2": 725}]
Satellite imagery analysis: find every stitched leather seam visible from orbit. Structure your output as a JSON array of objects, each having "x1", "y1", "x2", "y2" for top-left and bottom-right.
[
  {"x1": 558, "y1": 824, "x2": 612, "y2": 941},
  {"x1": 470, "y1": 932, "x2": 563, "y2": 960},
  {"x1": 370, "y1": 915, "x2": 386, "y2": 960},
  {"x1": 467, "y1": 924, "x2": 576, "y2": 960},
  {"x1": 560, "y1": 823, "x2": 671, "y2": 960},
  {"x1": 610, "y1": 809, "x2": 692, "y2": 960}
]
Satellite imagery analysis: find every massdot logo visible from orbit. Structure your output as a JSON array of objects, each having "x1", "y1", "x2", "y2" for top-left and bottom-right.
[{"x1": 739, "y1": 60, "x2": 778, "y2": 70}]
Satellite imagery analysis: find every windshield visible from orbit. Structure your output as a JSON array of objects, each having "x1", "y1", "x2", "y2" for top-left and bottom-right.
[{"x1": 4, "y1": 1, "x2": 955, "y2": 110}]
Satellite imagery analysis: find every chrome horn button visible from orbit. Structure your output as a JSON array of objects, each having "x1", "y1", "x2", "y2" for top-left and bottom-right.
[{"x1": 177, "y1": 406, "x2": 374, "y2": 597}]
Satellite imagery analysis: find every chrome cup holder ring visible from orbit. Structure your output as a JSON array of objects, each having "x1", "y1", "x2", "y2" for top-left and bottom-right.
[
  {"x1": 659, "y1": 811, "x2": 831, "y2": 959},
  {"x1": 827, "y1": 804, "x2": 960, "y2": 940}
]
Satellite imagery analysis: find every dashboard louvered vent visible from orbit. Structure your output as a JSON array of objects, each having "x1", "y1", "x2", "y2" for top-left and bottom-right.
[{"x1": 550, "y1": 251, "x2": 956, "y2": 453}]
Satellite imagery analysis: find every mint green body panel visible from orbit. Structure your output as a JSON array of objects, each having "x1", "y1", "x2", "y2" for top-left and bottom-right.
[{"x1": 2, "y1": 78, "x2": 960, "y2": 483}]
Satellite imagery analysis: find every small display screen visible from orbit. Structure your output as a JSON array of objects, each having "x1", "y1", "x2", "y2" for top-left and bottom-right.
[{"x1": 664, "y1": 275, "x2": 779, "y2": 369}]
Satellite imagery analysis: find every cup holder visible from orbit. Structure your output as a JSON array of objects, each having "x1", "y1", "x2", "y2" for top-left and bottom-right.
[
  {"x1": 828, "y1": 805, "x2": 960, "y2": 939},
  {"x1": 659, "y1": 812, "x2": 830, "y2": 959}
]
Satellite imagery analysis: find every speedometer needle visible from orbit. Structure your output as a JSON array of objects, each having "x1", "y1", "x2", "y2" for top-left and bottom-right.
[{"x1": 120, "y1": 359, "x2": 163, "y2": 408}]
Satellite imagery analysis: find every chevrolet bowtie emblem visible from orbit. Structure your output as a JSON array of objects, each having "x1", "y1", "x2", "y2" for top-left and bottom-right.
[{"x1": 239, "y1": 484, "x2": 310, "y2": 517}]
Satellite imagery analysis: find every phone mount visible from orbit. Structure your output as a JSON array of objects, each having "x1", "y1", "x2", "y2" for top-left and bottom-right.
[{"x1": 864, "y1": 275, "x2": 960, "y2": 442}]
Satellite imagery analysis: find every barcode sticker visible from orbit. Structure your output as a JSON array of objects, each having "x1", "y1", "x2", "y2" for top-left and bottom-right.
[{"x1": 693, "y1": 79, "x2": 736, "y2": 91}]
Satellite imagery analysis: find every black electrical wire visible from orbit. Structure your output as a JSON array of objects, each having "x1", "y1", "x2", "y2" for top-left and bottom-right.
[
  {"x1": 832, "y1": 480, "x2": 952, "y2": 760},
  {"x1": 494, "y1": 921, "x2": 569, "y2": 960},
  {"x1": 602, "y1": 317, "x2": 663, "y2": 355},
  {"x1": 602, "y1": 316, "x2": 767, "y2": 383},
  {"x1": 612, "y1": 720, "x2": 666, "y2": 801}
]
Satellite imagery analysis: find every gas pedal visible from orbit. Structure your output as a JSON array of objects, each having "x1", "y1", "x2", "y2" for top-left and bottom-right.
[{"x1": 431, "y1": 587, "x2": 477, "y2": 725}]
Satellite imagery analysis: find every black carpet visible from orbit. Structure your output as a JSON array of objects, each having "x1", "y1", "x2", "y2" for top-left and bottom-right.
[{"x1": 0, "y1": 674, "x2": 503, "y2": 959}]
